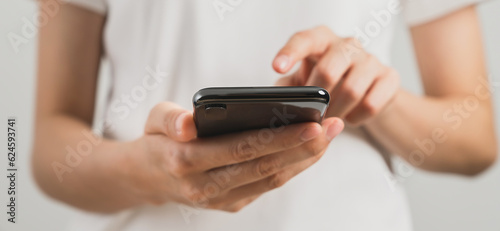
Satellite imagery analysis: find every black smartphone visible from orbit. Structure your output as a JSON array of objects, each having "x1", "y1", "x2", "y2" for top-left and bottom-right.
[{"x1": 192, "y1": 86, "x2": 330, "y2": 137}]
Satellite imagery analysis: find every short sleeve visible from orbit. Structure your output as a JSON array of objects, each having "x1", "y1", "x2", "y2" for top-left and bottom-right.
[
  {"x1": 402, "y1": 0, "x2": 488, "y2": 26},
  {"x1": 63, "y1": 0, "x2": 107, "y2": 15}
]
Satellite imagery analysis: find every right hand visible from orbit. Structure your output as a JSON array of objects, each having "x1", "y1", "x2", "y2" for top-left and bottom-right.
[{"x1": 120, "y1": 102, "x2": 344, "y2": 212}]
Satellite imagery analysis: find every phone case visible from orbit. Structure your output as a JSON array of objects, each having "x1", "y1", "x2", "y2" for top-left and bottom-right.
[{"x1": 192, "y1": 86, "x2": 330, "y2": 137}]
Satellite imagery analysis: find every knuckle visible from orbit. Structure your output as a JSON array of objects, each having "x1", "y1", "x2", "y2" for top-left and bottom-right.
[
  {"x1": 386, "y1": 67, "x2": 397, "y2": 76},
  {"x1": 167, "y1": 146, "x2": 192, "y2": 177},
  {"x1": 149, "y1": 104, "x2": 161, "y2": 118},
  {"x1": 163, "y1": 112, "x2": 173, "y2": 129},
  {"x1": 180, "y1": 182, "x2": 203, "y2": 202},
  {"x1": 224, "y1": 205, "x2": 244, "y2": 213},
  {"x1": 146, "y1": 196, "x2": 168, "y2": 206},
  {"x1": 207, "y1": 201, "x2": 223, "y2": 210},
  {"x1": 316, "y1": 25, "x2": 332, "y2": 34},
  {"x1": 153, "y1": 101, "x2": 172, "y2": 113},
  {"x1": 255, "y1": 156, "x2": 282, "y2": 177},
  {"x1": 268, "y1": 172, "x2": 289, "y2": 190},
  {"x1": 276, "y1": 134, "x2": 297, "y2": 149},
  {"x1": 230, "y1": 140, "x2": 256, "y2": 162},
  {"x1": 344, "y1": 37, "x2": 362, "y2": 48},
  {"x1": 316, "y1": 25, "x2": 329, "y2": 30},
  {"x1": 386, "y1": 67, "x2": 400, "y2": 81},
  {"x1": 341, "y1": 37, "x2": 364, "y2": 60},
  {"x1": 304, "y1": 140, "x2": 323, "y2": 158},
  {"x1": 154, "y1": 102, "x2": 175, "y2": 119},
  {"x1": 364, "y1": 54, "x2": 379, "y2": 66},
  {"x1": 361, "y1": 99, "x2": 379, "y2": 117},
  {"x1": 146, "y1": 102, "x2": 171, "y2": 133},
  {"x1": 344, "y1": 116, "x2": 360, "y2": 126},
  {"x1": 342, "y1": 87, "x2": 362, "y2": 102},
  {"x1": 293, "y1": 31, "x2": 311, "y2": 42},
  {"x1": 316, "y1": 63, "x2": 337, "y2": 84}
]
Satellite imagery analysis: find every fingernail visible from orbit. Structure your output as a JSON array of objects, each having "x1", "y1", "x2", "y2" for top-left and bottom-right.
[
  {"x1": 300, "y1": 126, "x2": 321, "y2": 142},
  {"x1": 176, "y1": 113, "x2": 189, "y2": 136},
  {"x1": 326, "y1": 121, "x2": 344, "y2": 141},
  {"x1": 275, "y1": 55, "x2": 291, "y2": 71}
]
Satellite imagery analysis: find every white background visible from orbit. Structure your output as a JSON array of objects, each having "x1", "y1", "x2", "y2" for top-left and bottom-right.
[{"x1": 0, "y1": 1, "x2": 499, "y2": 231}]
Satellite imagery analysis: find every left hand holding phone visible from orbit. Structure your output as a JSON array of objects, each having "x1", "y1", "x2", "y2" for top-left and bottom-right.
[{"x1": 121, "y1": 102, "x2": 344, "y2": 212}]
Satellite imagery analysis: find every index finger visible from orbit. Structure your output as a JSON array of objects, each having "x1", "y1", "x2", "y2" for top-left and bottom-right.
[
  {"x1": 189, "y1": 122, "x2": 322, "y2": 171},
  {"x1": 187, "y1": 118, "x2": 342, "y2": 171},
  {"x1": 273, "y1": 26, "x2": 337, "y2": 74}
]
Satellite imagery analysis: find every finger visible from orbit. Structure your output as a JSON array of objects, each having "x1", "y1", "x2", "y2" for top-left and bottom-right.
[
  {"x1": 216, "y1": 142, "x2": 331, "y2": 206},
  {"x1": 275, "y1": 60, "x2": 315, "y2": 86},
  {"x1": 206, "y1": 118, "x2": 343, "y2": 190},
  {"x1": 275, "y1": 75, "x2": 297, "y2": 86},
  {"x1": 144, "y1": 102, "x2": 197, "y2": 142},
  {"x1": 328, "y1": 55, "x2": 384, "y2": 118},
  {"x1": 221, "y1": 194, "x2": 262, "y2": 213},
  {"x1": 295, "y1": 59, "x2": 316, "y2": 85},
  {"x1": 187, "y1": 122, "x2": 324, "y2": 172},
  {"x1": 345, "y1": 68, "x2": 400, "y2": 125},
  {"x1": 273, "y1": 26, "x2": 336, "y2": 74},
  {"x1": 305, "y1": 43, "x2": 352, "y2": 88}
]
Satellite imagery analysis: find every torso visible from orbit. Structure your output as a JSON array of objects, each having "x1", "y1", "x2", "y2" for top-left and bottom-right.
[{"x1": 71, "y1": 1, "x2": 412, "y2": 230}]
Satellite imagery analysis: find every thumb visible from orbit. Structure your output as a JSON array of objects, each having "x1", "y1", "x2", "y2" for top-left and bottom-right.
[{"x1": 145, "y1": 102, "x2": 197, "y2": 142}]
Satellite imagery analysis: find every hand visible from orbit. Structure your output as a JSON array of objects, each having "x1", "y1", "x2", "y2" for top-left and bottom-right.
[
  {"x1": 119, "y1": 102, "x2": 344, "y2": 212},
  {"x1": 273, "y1": 25, "x2": 400, "y2": 125}
]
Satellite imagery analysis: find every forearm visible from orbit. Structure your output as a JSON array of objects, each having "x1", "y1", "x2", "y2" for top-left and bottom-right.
[
  {"x1": 364, "y1": 89, "x2": 497, "y2": 175},
  {"x1": 33, "y1": 114, "x2": 142, "y2": 213}
]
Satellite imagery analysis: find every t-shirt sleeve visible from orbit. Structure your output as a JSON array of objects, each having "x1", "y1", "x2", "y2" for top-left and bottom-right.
[
  {"x1": 62, "y1": 0, "x2": 107, "y2": 15},
  {"x1": 402, "y1": 0, "x2": 489, "y2": 26}
]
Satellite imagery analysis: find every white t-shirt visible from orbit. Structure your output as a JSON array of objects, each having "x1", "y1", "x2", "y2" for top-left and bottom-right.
[{"x1": 58, "y1": 0, "x2": 485, "y2": 230}]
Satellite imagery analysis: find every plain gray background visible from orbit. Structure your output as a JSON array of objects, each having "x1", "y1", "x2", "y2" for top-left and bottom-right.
[{"x1": 1, "y1": 1, "x2": 499, "y2": 231}]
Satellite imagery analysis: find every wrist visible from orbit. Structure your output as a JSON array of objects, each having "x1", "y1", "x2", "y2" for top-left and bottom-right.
[
  {"x1": 113, "y1": 136, "x2": 174, "y2": 207},
  {"x1": 364, "y1": 88, "x2": 405, "y2": 129},
  {"x1": 90, "y1": 139, "x2": 148, "y2": 211},
  {"x1": 112, "y1": 138, "x2": 151, "y2": 206}
]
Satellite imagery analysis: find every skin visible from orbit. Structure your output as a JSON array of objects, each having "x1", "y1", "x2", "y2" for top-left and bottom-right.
[
  {"x1": 33, "y1": 2, "x2": 343, "y2": 213},
  {"x1": 272, "y1": 6, "x2": 497, "y2": 175},
  {"x1": 32, "y1": 1, "x2": 497, "y2": 214}
]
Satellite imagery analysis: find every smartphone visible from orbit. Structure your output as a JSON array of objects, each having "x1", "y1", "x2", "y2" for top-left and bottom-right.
[{"x1": 192, "y1": 86, "x2": 330, "y2": 137}]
